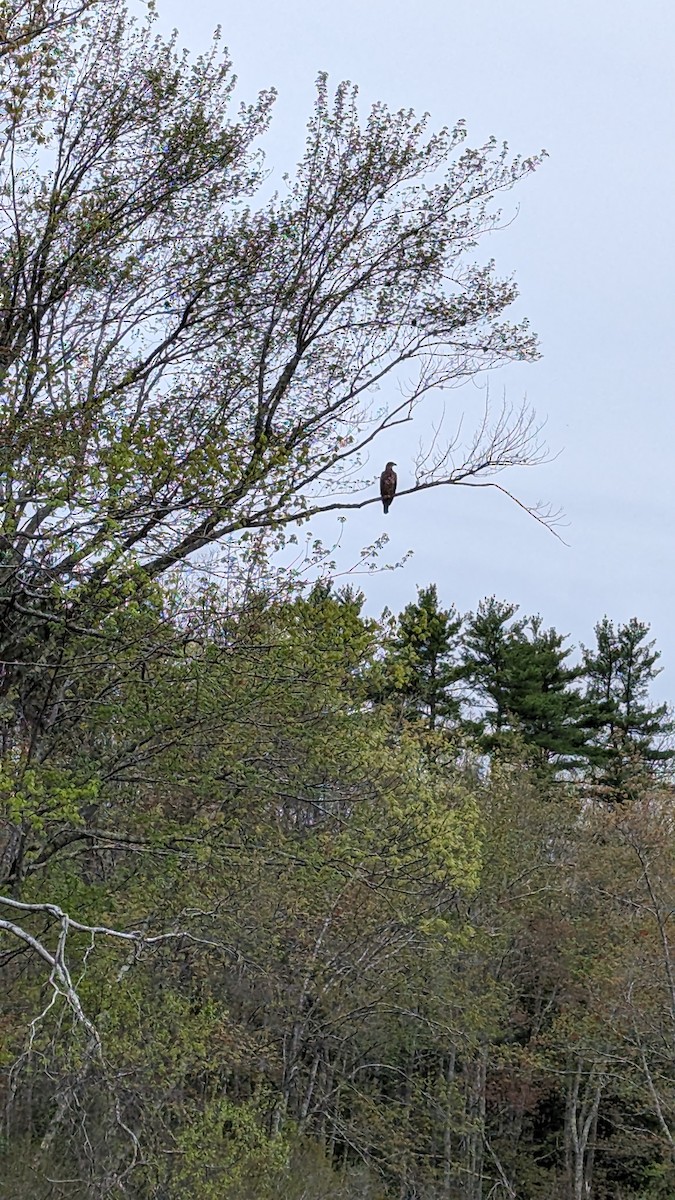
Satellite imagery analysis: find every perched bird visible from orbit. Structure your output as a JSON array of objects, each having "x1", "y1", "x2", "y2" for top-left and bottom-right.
[{"x1": 380, "y1": 461, "x2": 397, "y2": 514}]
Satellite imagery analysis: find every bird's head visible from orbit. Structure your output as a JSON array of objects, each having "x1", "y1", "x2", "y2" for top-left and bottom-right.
[{"x1": 385, "y1": 461, "x2": 397, "y2": 469}]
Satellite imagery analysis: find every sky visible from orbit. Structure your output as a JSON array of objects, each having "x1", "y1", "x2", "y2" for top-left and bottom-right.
[{"x1": 158, "y1": 0, "x2": 675, "y2": 692}]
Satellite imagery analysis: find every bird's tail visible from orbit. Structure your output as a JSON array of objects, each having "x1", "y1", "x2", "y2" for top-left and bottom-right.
[{"x1": 382, "y1": 501, "x2": 390, "y2": 514}]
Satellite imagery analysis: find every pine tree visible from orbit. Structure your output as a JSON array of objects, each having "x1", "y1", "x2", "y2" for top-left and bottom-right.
[
  {"x1": 463, "y1": 598, "x2": 593, "y2": 769},
  {"x1": 582, "y1": 617, "x2": 674, "y2": 799},
  {"x1": 377, "y1": 585, "x2": 464, "y2": 731},
  {"x1": 462, "y1": 597, "x2": 521, "y2": 739}
]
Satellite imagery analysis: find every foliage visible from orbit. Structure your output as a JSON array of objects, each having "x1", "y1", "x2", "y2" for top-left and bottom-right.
[
  {"x1": 3, "y1": 578, "x2": 675, "y2": 1197},
  {"x1": 462, "y1": 597, "x2": 594, "y2": 769},
  {"x1": 2, "y1": 3, "x2": 675, "y2": 1199},
  {"x1": 582, "y1": 617, "x2": 675, "y2": 799},
  {"x1": 375, "y1": 583, "x2": 465, "y2": 731}
]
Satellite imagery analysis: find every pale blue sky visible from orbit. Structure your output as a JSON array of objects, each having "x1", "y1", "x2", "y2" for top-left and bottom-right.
[{"x1": 159, "y1": 0, "x2": 675, "y2": 690}]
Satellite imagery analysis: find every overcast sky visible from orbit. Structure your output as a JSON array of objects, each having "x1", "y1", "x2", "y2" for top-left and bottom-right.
[{"x1": 159, "y1": 0, "x2": 675, "y2": 692}]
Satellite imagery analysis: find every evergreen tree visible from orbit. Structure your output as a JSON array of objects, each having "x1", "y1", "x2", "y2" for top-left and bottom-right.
[
  {"x1": 462, "y1": 597, "x2": 522, "y2": 739},
  {"x1": 582, "y1": 617, "x2": 675, "y2": 798},
  {"x1": 378, "y1": 585, "x2": 464, "y2": 731},
  {"x1": 463, "y1": 598, "x2": 593, "y2": 769}
]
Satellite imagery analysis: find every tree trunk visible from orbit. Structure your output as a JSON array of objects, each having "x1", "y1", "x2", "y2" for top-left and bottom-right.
[
  {"x1": 565, "y1": 1058, "x2": 604, "y2": 1200},
  {"x1": 443, "y1": 1048, "x2": 457, "y2": 1198}
]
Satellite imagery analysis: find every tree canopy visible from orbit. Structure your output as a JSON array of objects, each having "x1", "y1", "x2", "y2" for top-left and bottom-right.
[
  {"x1": 2, "y1": 4, "x2": 675, "y2": 1199},
  {"x1": 0, "y1": 0, "x2": 547, "y2": 617}
]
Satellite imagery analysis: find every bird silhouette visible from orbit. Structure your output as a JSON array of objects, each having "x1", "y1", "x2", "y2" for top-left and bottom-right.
[{"x1": 380, "y1": 461, "x2": 397, "y2": 514}]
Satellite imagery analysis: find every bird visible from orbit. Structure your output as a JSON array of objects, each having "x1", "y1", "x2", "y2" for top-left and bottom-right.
[{"x1": 380, "y1": 461, "x2": 397, "y2": 514}]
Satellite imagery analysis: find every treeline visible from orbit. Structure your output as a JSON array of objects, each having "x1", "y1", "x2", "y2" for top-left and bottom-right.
[
  {"x1": 2, "y1": 578, "x2": 675, "y2": 1199},
  {"x1": 369, "y1": 584, "x2": 674, "y2": 796}
]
